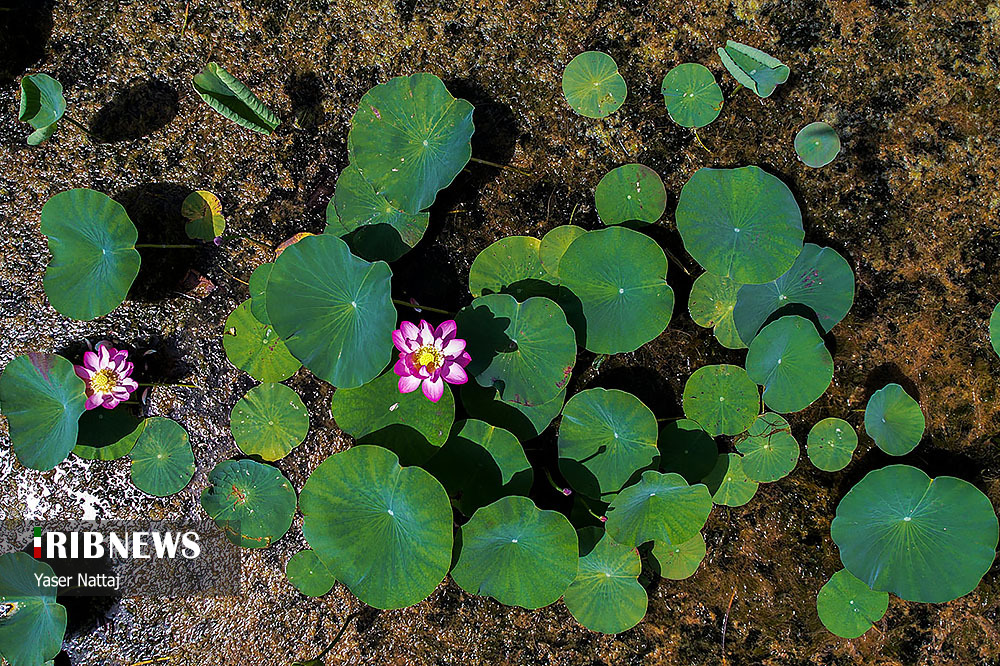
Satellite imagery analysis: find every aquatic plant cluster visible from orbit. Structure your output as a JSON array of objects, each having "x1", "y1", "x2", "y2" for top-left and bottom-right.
[{"x1": 1, "y1": 39, "x2": 997, "y2": 664}]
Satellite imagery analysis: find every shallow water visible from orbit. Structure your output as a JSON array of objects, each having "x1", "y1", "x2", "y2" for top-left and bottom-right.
[{"x1": 2, "y1": 0, "x2": 1000, "y2": 664}]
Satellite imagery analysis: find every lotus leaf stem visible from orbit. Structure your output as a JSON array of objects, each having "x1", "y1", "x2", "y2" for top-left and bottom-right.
[
  {"x1": 568, "y1": 202, "x2": 579, "y2": 226},
  {"x1": 542, "y1": 467, "x2": 571, "y2": 496},
  {"x1": 135, "y1": 244, "x2": 200, "y2": 249},
  {"x1": 468, "y1": 157, "x2": 531, "y2": 175},
  {"x1": 62, "y1": 115, "x2": 97, "y2": 138},
  {"x1": 692, "y1": 129, "x2": 712, "y2": 154},
  {"x1": 137, "y1": 382, "x2": 197, "y2": 388},
  {"x1": 392, "y1": 299, "x2": 454, "y2": 316},
  {"x1": 661, "y1": 247, "x2": 692, "y2": 277}
]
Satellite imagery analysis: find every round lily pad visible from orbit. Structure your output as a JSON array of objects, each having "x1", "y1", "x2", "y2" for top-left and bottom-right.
[
  {"x1": 675, "y1": 166, "x2": 803, "y2": 284},
  {"x1": 807, "y1": 418, "x2": 857, "y2": 472},
  {"x1": 831, "y1": 464, "x2": 999, "y2": 603},
  {"x1": 734, "y1": 412, "x2": 799, "y2": 483},
  {"x1": 73, "y1": 408, "x2": 146, "y2": 461},
  {"x1": 0, "y1": 353, "x2": 86, "y2": 471},
  {"x1": 557, "y1": 388, "x2": 659, "y2": 499},
  {"x1": 651, "y1": 532, "x2": 707, "y2": 580},
  {"x1": 300, "y1": 445, "x2": 453, "y2": 609},
  {"x1": 266, "y1": 233, "x2": 395, "y2": 388},
  {"x1": 325, "y1": 163, "x2": 430, "y2": 262},
  {"x1": 192, "y1": 62, "x2": 280, "y2": 134},
  {"x1": 559, "y1": 227, "x2": 674, "y2": 354},
  {"x1": 348, "y1": 73, "x2": 474, "y2": 214},
  {"x1": 459, "y1": 381, "x2": 566, "y2": 442},
  {"x1": 231, "y1": 383, "x2": 309, "y2": 461},
  {"x1": 539, "y1": 225, "x2": 586, "y2": 280},
  {"x1": 717, "y1": 40, "x2": 789, "y2": 98},
  {"x1": 223, "y1": 300, "x2": 301, "y2": 382},
  {"x1": 201, "y1": 459, "x2": 297, "y2": 548},
  {"x1": 594, "y1": 164, "x2": 666, "y2": 226},
  {"x1": 563, "y1": 531, "x2": 647, "y2": 634},
  {"x1": 704, "y1": 453, "x2": 759, "y2": 507},
  {"x1": 816, "y1": 569, "x2": 888, "y2": 639},
  {"x1": 0, "y1": 553, "x2": 67, "y2": 666},
  {"x1": 864, "y1": 383, "x2": 925, "y2": 456},
  {"x1": 795, "y1": 122, "x2": 841, "y2": 168},
  {"x1": 746, "y1": 315, "x2": 833, "y2": 413},
  {"x1": 469, "y1": 236, "x2": 550, "y2": 298},
  {"x1": 181, "y1": 190, "x2": 225, "y2": 240},
  {"x1": 605, "y1": 470, "x2": 713, "y2": 547},
  {"x1": 688, "y1": 272, "x2": 745, "y2": 349},
  {"x1": 129, "y1": 417, "x2": 195, "y2": 497},
  {"x1": 657, "y1": 418, "x2": 718, "y2": 484},
  {"x1": 661, "y1": 63, "x2": 723, "y2": 128},
  {"x1": 248, "y1": 263, "x2": 272, "y2": 325},
  {"x1": 562, "y1": 51, "x2": 627, "y2": 119},
  {"x1": 681, "y1": 364, "x2": 759, "y2": 437},
  {"x1": 452, "y1": 496, "x2": 578, "y2": 609},
  {"x1": 19, "y1": 73, "x2": 65, "y2": 145},
  {"x1": 40, "y1": 188, "x2": 141, "y2": 321},
  {"x1": 733, "y1": 244, "x2": 855, "y2": 345},
  {"x1": 457, "y1": 294, "x2": 576, "y2": 407},
  {"x1": 285, "y1": 550, "x2": 336, "y2": 598}
]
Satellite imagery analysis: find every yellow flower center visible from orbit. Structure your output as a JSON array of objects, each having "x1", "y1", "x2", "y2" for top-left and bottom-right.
[
  {"x1": 412, "y1": 345, "x2": 444, "y2": 372},
  {"x1": 90, "y1": 368, "x2": 120, "y2": 393}
]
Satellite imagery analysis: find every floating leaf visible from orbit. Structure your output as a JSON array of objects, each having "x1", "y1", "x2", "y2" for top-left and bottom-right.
[
  {"x1": 223, "y1": 300, "x2": 301, "y2": 382},
  {"x1": 266, "y1": 234, "x2": 395, "y2": 388},
  {"x1": 459, "y1": 382, "x2": 565, "y2": 441},
  {"x1": 348, "y1": 73, "x2": 474, "y2": 214},
  {"x1": 594, "y1": 164, "x2": 666, "y2": 226},
  {"x1": 717, "y1": 40, "x2": 789, "y2": 98},
  {"x1": 746, "y1": 315, "x2": 833, "y2": 413},
  {"x1": 816, "y1": 569, "x2": 888, "y2": 639},
  {"x1": 192, "y1": 62, "x2": 280, "y2": 135},
  {"x1": 40, "y1": 189, "x2": 141, "y2": 321},
  {"x1": 129, "y1": 417, "x2": 195, "y2": 497},
  {"x1": 0, "y1": 553, "x2": 67, "y2": 666},
  {"x1": 180, "y1": 190, "x2": 225, "y2": 241},
  {"x1": 704, "y1": 453, "x2": 758, "y2": 507},
  {"x1": 19, "y1": 73, "x2": 65, "y2": 145},
  {"x1": 991, "y1": 303, "x2": 1000, "y2": 360},
  {"x1": 657, "y1": 419, "x2": 718, "y2": 484},
  {"x1": 559, "y1": 227, "x2": 674, "y2": 354},
  {"x1": 660, "y1": 63, "x2": 723, "y2": 128},
  {"x1": 794, "y1": 122, "x2": 841, "y2": 168},
  {"x1": 605, "y1": 470, "x2": 712, "y2": 547},
  {"x1": 231, "y1": 383, "x2": 309, "y2": 461},
  {"x1": 675, "y1": 166, "x2": 803, "y2": 284},
  {"x1": 807, "y1": 418, "x2": 857, "y2": 472},
  {"x1": 300, "y1": 445, "x2": 453, "y2": 609},
  {"x1": 562, "y1": 51, "x2": 627, "y2": 119},
  {"x1": 651, "y1": 532, "x2": 707, "y2": 580},
  {"x1": 452, "y1": 495, "x2": 578, "y2": 609},
  {"x1": 285, "y1": 550, "x2": 336, "y2": 598},
  {"x1": 73, "y1": 408, "x2": 146, "y2": 461},
  {"x1": 0, "y1": 354, "x2": 86, "y2": 471},
  {"x1": 864, "y1": 383, "x2": 924, "y2": 456},
  {"x1": 539, "y1": 225, "x2": 586, "y2": 280},
  {"x1": 557, "y1": 388, "x2": 659, "y2": 499},
  {"x1": 681, "y1": 364, "x2": 759, "y2": 437},
  {"x1": 469, "y1": 236, "x2": 551, "y2": 298},
  {"x1": 831, "y1": 464, "x2": 998, "y2": 603},
  {"x1": 248, "y1": 263, "x2": 272, "y2": 325},
  {"x1": 688, "y1": 272, "x2": 744, "y2": 349},
  {"x1": 201, "y1": 459, "x2": 297, "y2": 548},
  {"x1": 563, "y1": 531, "x2": 647, "y2": 634},
  {"x1": 734, "y1": 412, "x2": 799, "y2": 483}
]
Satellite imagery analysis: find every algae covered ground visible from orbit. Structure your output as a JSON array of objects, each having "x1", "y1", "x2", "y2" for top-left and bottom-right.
[{"x1": 2, "y1": 0, "x2": 1000, "y2": 664}]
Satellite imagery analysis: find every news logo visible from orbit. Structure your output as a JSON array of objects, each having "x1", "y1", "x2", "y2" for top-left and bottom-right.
[{"x1": 30, "y1": 526, "x2": 202, "y2": 560}]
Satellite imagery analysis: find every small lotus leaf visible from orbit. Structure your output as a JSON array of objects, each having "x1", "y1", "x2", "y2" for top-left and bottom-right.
[
  {"x1": 0, "y1": 553, "x2": 67, "y2": 666},
  {"x1": 469, "y1": 236, "x2": 551, "y2": 298},
  {"x1": 795, "y1": 122, "x2": 841, "y2": 168},
  {"x1": 864, "y1": 383, "x2": 924, "y2": 456},
  {"x1": 652, "y1": 532, "x2": 707, "y2": 580},
  {"x1": 231, "y1": 383, "x2": 309, "y2": 461},
  {"x1": 990, "y1": 303, "x2": 1000, "y2": 359},
  {"x1": 746, "y1": 315, "x2": 833, "y2": 413},
  {"x1": 688, "y1": 272, "x2": 744, "y2": 349},
  {"x1": 704, "y1": 453, "x2": 759, "y2": 507},
  {"x1": 459, "y1": 382, "x2": 565, "y2": 441},
  {"x1": 816, "y1": 569, "x2": 888, "y2": 639},
  {"x1": 73, "y1": 408, "x2": 146, "y2": 461},
  {"x1": 734, "y1": 412, "x2": 799, "y2": 482},
  {"x1": 180, "y1": 190, "x2": 225, "y2": 240},
  {"x1": 223, "y1": 300, "x2": 301, "y2": 382},
  {"x1": 657, "y1": 419, "x2": 718, "y2": 484},
  {"x1": 594, "y1": 164, "x2": 666, "y2": 226},
  {"x1": 248, "y1": 263, "x2": 272, "y2": 325},
  {"x1": 681, "y1": 364, "x2": 759, "y2": 437},
  {"x1": 661, "y1": 63, "x2": 723, "y2": 128},
  {"x1": 19, "y1": 73, "x2": 65, "y2": 145},
  {"x1": 129, "y1": 417, "x2": 195, "y2": 497},
  {"x1": 285, "y1": 550, "x2": 336, "y2": 598},
  {"x1": 201, "y1": 459, "x2": 297, "y2": 548},
  {"x1": 192, "y1": 62, "x2": 280, "y2": 134},
  {"x1": 807, "y1": 418, "x2": 857, "y2": 472},
  {"x1": 562, "y1": 51, "x2": 627, "y2": 119},
  {"x1": 717, "y1": 40, "x2": 789, "y2": 98},
  {"x1": 539, "y1": 225, "x2": 586, "y2": 279},
  {"x1": 563, "y1": 531, "x2": 647, "y2": 634},
  {"x1": 605, "y1": 470, "x2": 712, "y2": 547}
]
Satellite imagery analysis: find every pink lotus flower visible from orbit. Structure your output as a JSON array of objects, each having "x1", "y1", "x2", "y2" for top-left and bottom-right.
[
  {"x1": 74, "y1": 343, "x2": 139, "y2": 410},
  {"x1": 393, "y1": 320, "x2": 471, "y2": 402}
]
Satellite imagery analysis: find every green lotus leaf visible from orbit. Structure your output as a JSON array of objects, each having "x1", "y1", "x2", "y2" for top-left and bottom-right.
[
  {"x1": 180, "y1": 190, "x2": 225, "y2": 240},
  {"x1": 831, "y1": 464, "x2": 998, "y2": 603},
  {"x1": 0, "y1": 354, "x2": 86, "y2": 471},
  {"x1": 19, "y1": 73, "x2": 65, "y2": 145},
  {"x1": 201, "y1": 459, "x2": 297, "y2": 548},
  {"x1": 0, "y1": 553, "x2": 67, "y2": 666},
  {"x1": 192, "y1": 62, "x2": 280, "y2": 135},
  {"x1": 806, "y1": 418, "x2": 857, "y2": 472},
  {"x1": 594, "y1": 164, "x2": 666, "y2": 226},
  {"x1": 73, "y1": 408, "x2": 146, "y2": 461},
  {"x1": 746, "y1": 315, "x2": 833, "y2": 413},
  {"x1": 539, "y1": 225, "x2": 586, "y2": 280},
  {"x1": 469, "y1": 236, "x2": 553, "y2": 298},
  {"x1": 681, "y1": 364, "x2": 759, "y2": 437},
  {"x1": 991, "y1": 303, "x2": 1000, "y2": 360},
  {"x1": 651, "y1": 531, "x2": 707, "y2": 580},
  {"x1": 704, "y1": 453, "x2": 758, "y2": 507},
  {"x1": 223, "y1": 300, "x2": 301, "y2": 382},
  {"x1": 557, "y1": 388, "x2": 659, "y2": 499},
  {"x1": 816, "y1": 569, "x2": 888, "y2": 639},
  {"x1": 248, "y1": 263, "x2": 272, "y2": 325},
  {"x1": 231, "y1": 383, "x2": 309, "y2": 461},
  {"x1": 129, "y1": 417, "x2": 195, "y2": 497},
  {"x1": 688, "y1": 272, "x2": 745, "y2": 349},
  {"x1": 563, "y1": 531, "x2": 647, "y2": 634},
  {"x1": 330, "y1": 369, "x2": 455, "y2": 465},
  {"x1": 40, "y1": 189, "x2": 141, "y2": 321},
  {"x1": 559, "y1": 227, "x2": 674, "y2": 354},
  {"x1": 661, "y1": 63, "x2": 723, "y2": 128},
  {"x1": 300, "y1": 445, "x2": 453, "y2": 609},
  {"x1": 864, "y1": 384, "x2": 924, "y2": 456},
  {"x1": 459, "y1": 382, "x2": 565, "y2": 441},
  {"x1": 734, "y1": 412, "x2": 799, "y2": 483},
  {"x1": 657, "y1": 418, "x2": 718, "y2": 484},
  {"x1": 424, "y1": 419, "x2": 533, "y2": 516},
  {"x1": 265, "y1": 233, "x2": 395, "y2": 388},
  {"x1": 733, "y1": 244, "x2": 854, "y2": 345},
  {"x1": 604, "y1": 470, "x2": 712, "y2": 547},
  {"x1": 675, "y1": 166, "x2": 803, "y2": 284},
  {"x1": 717, "y1": 40, "x2": 789, "y2": 98},
  {"x1": 794, "y1": 122, "x2": 841, "y2": 168},
  {"x1": 348, "y1": 73, "x2": 474, "y2": 214},
  {"x1": 325, "y1": 163, "x2": 430, "y2": 262},
  {"x1": 452, "y1": 496, "x2": 578, "y2": 609},
  {"x1": 285, "y1": 550, "x2": 336, "y2": 598},
  {"x1": 562, "y1": 51, "x2": 627, "y2": 119},
  {"x1": 457, "y1": 293, "x2": 576, "y2": 407}
]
